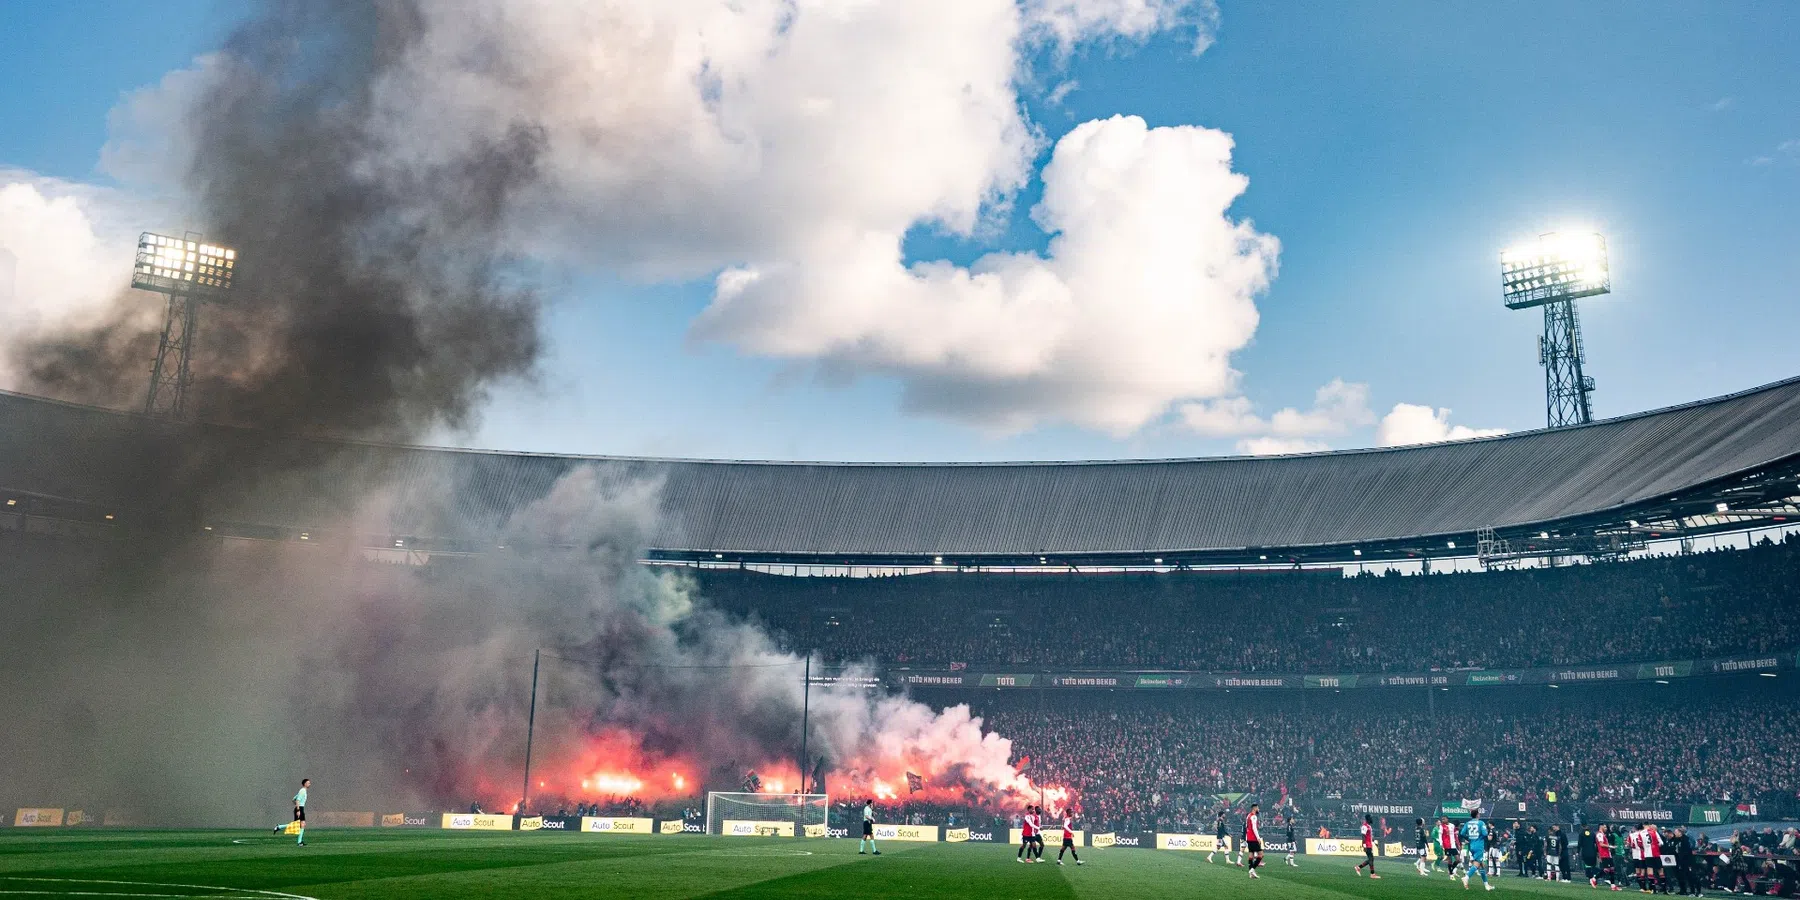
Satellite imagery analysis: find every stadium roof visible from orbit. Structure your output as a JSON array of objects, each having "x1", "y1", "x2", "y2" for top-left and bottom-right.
[{"x1": 2, "y1": 377, "x2": 1799, "y2": 566}]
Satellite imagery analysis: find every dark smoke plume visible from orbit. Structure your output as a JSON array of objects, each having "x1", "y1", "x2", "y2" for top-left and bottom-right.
[
  {"x1": 0, "y1": 1, "x2": 1041, "y2": 827},
  {"x1": 17, "y1": 0, "x2": 541, "y2": 443}
]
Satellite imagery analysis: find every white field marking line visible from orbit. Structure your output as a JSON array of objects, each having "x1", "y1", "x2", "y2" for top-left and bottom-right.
[
  {"x1": 703, "y1": 848, "x2": 815, "y2": 857},
  {"x1": 0, "y1": 877, "x2": 317, "y2": 900}
]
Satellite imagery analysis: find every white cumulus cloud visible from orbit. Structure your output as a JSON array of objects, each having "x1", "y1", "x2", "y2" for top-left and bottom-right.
[
  {"x1": 697, "y1": 114, "x2": 1277, "y2": 435},
  {"x1": 1180, "y1": 377, "x2": 1374, "y2": 454},
  {"x1": 1376, "y1": 403, "x2": 1508, "y2": 447},
  {"x1": 1237, "y1": 436, "x2": 1329, "y2": 456}
]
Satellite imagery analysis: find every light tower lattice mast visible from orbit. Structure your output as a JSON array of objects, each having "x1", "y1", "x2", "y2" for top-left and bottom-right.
[
  {"x1": 1501, "y1": 232, "x2": 1610, "y2": 428},
  {"x1": 131, "y1": 233, "x2": 236, "y2": 418}
]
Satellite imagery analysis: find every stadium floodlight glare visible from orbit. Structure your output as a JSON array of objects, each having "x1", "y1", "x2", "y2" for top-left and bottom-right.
[
  {"x1": 1501, "y1": 231, "x2": 1610, "y2": 310},
  {"x1": 131, "y1": 231, "x2": 237, "y2": 418},
  {"x1": 131, "y1": 232, "x2": 236, "y2": 298}
]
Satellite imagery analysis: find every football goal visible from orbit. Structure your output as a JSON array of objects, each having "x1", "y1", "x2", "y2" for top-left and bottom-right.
[{"x1": 705, "y1": 792, "x2": 829, "y2": 837}]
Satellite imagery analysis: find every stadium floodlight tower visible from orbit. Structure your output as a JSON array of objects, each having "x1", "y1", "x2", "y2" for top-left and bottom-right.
[
  {"x1": 131, "y1": 232, "x2": 236, "y2": 418},
  {"x1": 1501, "y1": 231, "x2": 1610, "y2": 428}
]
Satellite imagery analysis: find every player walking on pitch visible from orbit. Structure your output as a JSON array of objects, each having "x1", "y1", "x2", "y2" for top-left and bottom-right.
[
  {"x1": 1355, "y1": 814, "x2": 1381, "y2": 878},
  {"x1": 858, "y1": 799, "x2": 880, "y2": 855},
  {"x1": 1440, "y1": 816, "x2": 1461, "y2": 880},
  {"x1": 1417, "y1": 818, "x2": 1432, "y2": 876},
  {"x1": 1208, "y1": 807, "x2": 1231, "y2": 864},
  {"x1": 1056, "y1": 809, "x2": 1082, "y2": 866},
  {"x1": 1243, "y1": 803, "x2": 1265, "y2": 878},
  {"x1": 1461, "y1": 811, "x2": 1494, "y2": 891},
  {"x1": 1286, "y1": 816, "x2": 1299, "y2": 867},
  {"x1": 273, "y1": 778, "x2": 308, "y2": 846}
]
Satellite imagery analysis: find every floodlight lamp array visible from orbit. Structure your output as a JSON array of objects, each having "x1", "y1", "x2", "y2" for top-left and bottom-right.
[
  {"x1": 131, "y1": 232, "x2": 236, "y2": 296},
  {"x1": 1500, "y1": 231, "x2": 1610, "y2": 308}
]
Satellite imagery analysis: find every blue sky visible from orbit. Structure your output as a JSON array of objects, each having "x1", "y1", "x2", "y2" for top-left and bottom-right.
[{"x1": 2, "y1": 0, "x2": 1795, "y2": 461}]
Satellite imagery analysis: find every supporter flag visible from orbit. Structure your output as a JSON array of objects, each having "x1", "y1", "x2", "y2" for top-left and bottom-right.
[
  {"x1": 906, "y1": 772, "x2": 923, "y2": 793},
  {"x1": 1016, "y1": 756, "x2": 1030, "y2": 773},
  {"x1": 949, "y1": 662, "x2": 967, "y2": 671},
  {"x1": 1546, "y1": 791, "x2": 1558, "y2": 803}
]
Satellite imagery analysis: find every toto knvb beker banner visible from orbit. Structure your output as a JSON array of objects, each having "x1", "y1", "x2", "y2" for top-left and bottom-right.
[
  {"x1": 580, "y1": 816, "x2": 654, "y2": 834},
  {"x1": 874, "y1": 824, "x2": 939, "y2": 843},
  {"x1": 723, "y1": 820, "x2": 794, "y2": 837},
  {"x1": 441, "y1": 813, "x2": 513, "y2": 831}
]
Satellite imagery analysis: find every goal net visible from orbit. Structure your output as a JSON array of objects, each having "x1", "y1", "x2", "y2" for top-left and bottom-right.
[{"x1": 705, "y1": 792, "x2": 829, "y2": 837}]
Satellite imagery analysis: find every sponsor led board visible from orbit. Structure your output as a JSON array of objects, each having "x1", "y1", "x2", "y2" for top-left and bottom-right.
[
  {"x1": 1155, "y1": 833, "x2": 1233, "y2": 852},
  {"x1": 441, "y1": 813, "x2": 513, "y2": 831},
  {"x1": 1012, "y1": 828, "x2": 1083, "y2": 846},
  {"x1": 873, "y1": 823, "x2": 939, "y2": 843},
  {"x1": 581, "y1": 816, "x2": 655, "y2": 834},
  {"x1": 14, "y1": 808, "x2": 64, "y2": 827},
  {"x1": 722, "y1": 820, "x2": 795, "y2": 837},
  {"x1": 1305, "y1": 838, "x2": 1366, "y2": 856}
]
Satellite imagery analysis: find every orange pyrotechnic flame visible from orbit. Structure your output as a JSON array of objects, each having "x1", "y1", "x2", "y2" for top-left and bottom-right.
[{"x1": 587, "y1": 773, "x2": 645, "y2": 795}]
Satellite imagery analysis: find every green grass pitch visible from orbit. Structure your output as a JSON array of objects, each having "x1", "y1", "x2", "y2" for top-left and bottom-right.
[{"x1": 0, "y1": 830, "x2": 1586, "y2": 899}]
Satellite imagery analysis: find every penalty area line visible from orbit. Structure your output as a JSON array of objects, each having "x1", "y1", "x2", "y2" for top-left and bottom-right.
[{"x1": 0, "y1": 877, "x2": 318, "y2": 900}]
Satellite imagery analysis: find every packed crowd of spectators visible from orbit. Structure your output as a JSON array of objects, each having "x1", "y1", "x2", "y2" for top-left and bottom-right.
[
  {"x1": 949, "y1": 685, "x2": 1800, "y2": 833},
  {"x1": 697, "y1": 536, "x2": 1800, "y2": 673}
]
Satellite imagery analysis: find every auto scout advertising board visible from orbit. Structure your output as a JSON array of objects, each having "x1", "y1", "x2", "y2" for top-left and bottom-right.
[
  {"x1": 1155, "y1": 834, "x2": 1231, "y2": 851},
  {"x1": 1012, "y1": 828, "x2": 1084, "y2": 846},
  {"x1": 441, "y1": 813, "x2": 513, "y2": 831},
  {"x1": 381, "y1": 813, "x2": 433, "y2": 827},
  {"x1": 1306, "y1": 838, "x2": 1367, "y2": 856},
  {"x1": 579, "y1": 816, "x2": 654, "y2": 834},
  {"x1": 875, "y1": 823, "x2": 940, "y2": 842},
  {"x1": 723, "y1": 820, "x2": 795, "y2": 837},
  {"x1": 13, "y1": 809, "x2": 63, "y2": 827}
]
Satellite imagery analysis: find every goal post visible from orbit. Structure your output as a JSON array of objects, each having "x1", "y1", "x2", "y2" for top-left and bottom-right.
[{"x1": 705, "y1": 792, "x2": 829, "y2": 837}]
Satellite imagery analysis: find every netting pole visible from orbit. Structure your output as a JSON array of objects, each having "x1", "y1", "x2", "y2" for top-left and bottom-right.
[
  {"x1": 521, "y1": 648, "x2": 540, "y2": 815},
  {"x1": 799, "y1": 652, "x2": 811, "y2": 795}
]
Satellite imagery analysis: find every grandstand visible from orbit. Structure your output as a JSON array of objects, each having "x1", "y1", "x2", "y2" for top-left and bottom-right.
[
  {"x1": 1, "y1": 375, "x2": 1798, "y2": 568},
  {"x1": 2, "y1": 379, "x2": 1797, "y2": 842}
]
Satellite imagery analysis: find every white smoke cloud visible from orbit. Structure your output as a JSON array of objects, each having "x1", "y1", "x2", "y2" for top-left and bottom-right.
[
  {"x1": 1376, "y1": 403, "x2": 1508, "y2": 447},
  {"x1": 0, "y1": 172, "x2": 173, "y2": 389}
]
